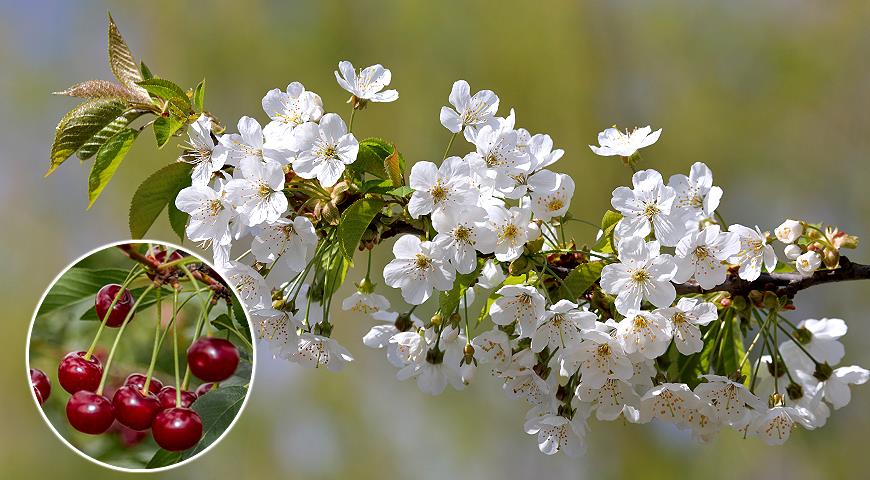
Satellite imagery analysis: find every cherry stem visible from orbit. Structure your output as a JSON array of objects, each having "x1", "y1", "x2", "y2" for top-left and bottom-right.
[
  {"x1": 172, "y1": 288, "x2": 182, "y2": 406},
  {"x1": 142, "y1": 288, "x2": 163, "y2": 395},
  {"x1": 85, "y1": 265, "x2": 144, "y2": 360},
  {"x1": 443, "y1": 132, "x2": 457, "y2": 159},
  {"x1": 96, "y1": 284, "x2": 156, "y2": 395}
]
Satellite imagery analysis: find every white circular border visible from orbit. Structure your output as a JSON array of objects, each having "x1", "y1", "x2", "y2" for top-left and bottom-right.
[{"x1": 24, "y1": 239, "x2": 257, "y2": 473}]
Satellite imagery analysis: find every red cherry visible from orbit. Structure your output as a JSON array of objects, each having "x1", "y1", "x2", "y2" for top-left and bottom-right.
[
  {"x1": 58, "y1": 351, "x2": 102, "y2": 394},
  {"x1": 146, "y1": 247, "x2": 185, "y2": 265},
  {"x1": 33, "y1": 386, "x2": 44, "y2": 405},
  {"x1": 124, "y1": 373, "x2": 163, "y2": 394},
  {"x1": 187, "y1": 338, "x2": 239, "y2": 382},
  {"x1": 157, "y1": 386, "x2": 197, "y2": 409},
  {"x1": 152, "y1": 407, "x2": 203, "y2": 451},
  {"x1": 194, "y1": 383, "x2": 216, "y2": 397},
  {"x1": 66, "y1": 391, "x2": 115, "y2": 434},
  {"x1": 112, "y1": 385, "x2": 161, "y2": 431},
  {"x1": 95, "y1": 284, "x2": 135, "y2": 328},
  {"x1": 30, "y1": 368, "x2": 51, "y2": 403}
]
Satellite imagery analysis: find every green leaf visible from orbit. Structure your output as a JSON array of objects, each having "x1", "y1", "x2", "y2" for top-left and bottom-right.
[
  {"x1": 53, "y1": 79, "x2": 141, "y2": 102},
  {"x1": 717, "y1": 311, "x2": 750, "y2": 379},
  {"x1": 439, "y1": 265, "x2": 481, "y2": 316},
  {"x1": 193, "y1": 79, "x2": 206, "y2": 112},
  {"x1": 76, "y1": 108, "x2": 146, "y2": 160},
  {"x1": 337, "y1": 198, "x2": 384, "y2": 262},
  {"x1": 129, "y1": 162, "x2": 193, "y2": 238},
  {"x1": 168, "y1": 202, "x2": 189, "y2": 241},
  {"x1": 592, "y1": 210, "x2": 622, "y2": 254},
  {"x1": 677, "y1": 323, "x2": 718, "y2": 388},
  {"x1": 139, "y1": 61, "x2": 153, "y2": 80},
  {"x1": 386, "y1": 186, "x2": 414, "y2": 198},
  {"x1": 87, "y1": 127, "x2": 139, "y2": 208},
  {"x1": 107, "y1": 13, "x2": 148, "y2": 101},
  {"x1": 48, "y1": 98, "x2": 128, "y2": 175},
  {"x1": 231, "y1": 298, "x2": 251, "y2": 341},
  {"x1": 180, "y1": 386, "x2": 248, "y2": 460},
  {"x1": 349, "y1": 142, "x2": 389, "y2": 179},
  {"x1": 37, "y1": 268, "x2": 128, "y2": 318},
  {"x1": 146, "y1": 449, "x2": 181, "y2": 469},
  {"x1": 360, "y1": 178, "x2": 394, "y2": 194},
  {"x1": 555, "y1": 261, "x2": 604, "y2": 302},
  {"x1": 137, "y1": 78, "x2": 191, "y2": 110},
  {"x1": 153, "y1": 114, "x2": 186, "y2": 148},
  {"x1": 384, "y1": 146, "x2": 404, "y2": 187}
]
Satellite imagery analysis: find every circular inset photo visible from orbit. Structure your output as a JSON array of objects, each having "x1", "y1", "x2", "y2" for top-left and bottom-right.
[{"x1": 26, "y1": 241, "x2": 255, "y2": 472}]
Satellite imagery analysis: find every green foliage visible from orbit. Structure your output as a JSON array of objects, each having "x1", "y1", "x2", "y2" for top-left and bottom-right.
[
  {"x1": 350, "y1": 140, "x2": 390, "y2": 179},
  {"x1": 129, "y1": 162, "x2": 194, "y2": 238},
  {"x1": 48, "y1": 98, "x2": 129, "y2": 175},
  {"x1": 153, "y1": 114, "x2": 186, "y2": 148},
  {"x1": 337, "y1": 198, "x2": 384, "y2": 261},
  {"x1": 76, "y1": 109, "x2": 146, "y2": 160},
  {"x1": 439, "y1": 265, "x2": 481, "y2": 316},
  {"x1": 592, "y1": 210, "x2": 621, "y2": 254},
  {"x1": 87, "y1": 127, "x2": 139, "y2": 208},
  {"x1": 37, "y1": 267, "x2": 128, "y2": 318},
  {"x1": 193, "y1": 79, "x2": 206, "y2": 112},
  {"x1": 107, "y1": 13, "x2": 148, "y2": 102},
  {"x1": 182, "y1": 386, "x2": 247, "y2": 460},
  {"x1": 386, "y1": 186, "x2": 414, "y2": 198},
  {"x1": 554, "y1": 261, "x2": 604, "y2": 302},
  {"x1": 168, "y1": 202, "x2": 189, "y2": 241}
]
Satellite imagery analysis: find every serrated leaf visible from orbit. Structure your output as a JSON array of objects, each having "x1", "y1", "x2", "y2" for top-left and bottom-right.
[
  {"x1": 37, "y1": 267, "x2": 128, "y2": 318},
  {"x1": 337, "y1": 198, "x2": 384, "y2": 261},
  {"x1": 555, "y1": 261, "x2": 604, "y2": 302},
  {"x1": 54, "y1": 79, "x2": 140, "y2": 101},
  {"x1": 129, "y1": 162, "x2": 193, "y2": 238},
  {"x1": 168, "y1": 202, "x2": 189, "y2": 241},
  {"x1": 87, "y1": 127, "x2": 139, "y2": 208},
  {"x1": 48, "y1": 98, "x2": 128, "y2": 175},
  {"x1": 349, "y1": 142, "x2": 389, "y2": 179},
  {"x1": 140, "y1": 61, "x2": 153, "y2": 80},
  {"x1": 107, "y1": 14, "x2": 148, "y2": 101},
  {"x1": 153, "y1": 114, "x2": 186, "y2": 148},
  {"x1": 137, "y1": 78, "x2": 191, "y2": 111},
  {"x1": 193, "y1": 79, "x2": 206, "y2": 112},
  {"x1": 76, "y1": 108, "x2": 146, "y2": 160},
  {"x1": 179, "y1": 386, "x2": 248, "y2": 460}
]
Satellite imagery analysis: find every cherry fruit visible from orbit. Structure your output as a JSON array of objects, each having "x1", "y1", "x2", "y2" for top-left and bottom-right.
[
  {"x1": 124, "y1": 373, "x2": 163, "y2": 394},
  {"x1": 187, "y1": 337, "x2": 239, "y2": 382},
  {"x1": 95, "y1": 284, "x2": 135, "y2": 327},
  {"x1": 157, "y1": 386, "x2": 197, "y2": 409},
  {"x1": 146, "y1": 247, "x2": 184, "y2": 265},
  {"x1": 58, "y1": 351, "x2": 102, "y2": 394},
  {"x1": 112, "y1": 385, "x2": 161, "y2": 431},
  {"x1": 66, "y1": 391, "x2": 115, "y2": 434},
  {"x1": 30, "y1": 368, "x2": 51, "y2": 403},
  {"x1": 152, "y1": 407, "x2": 203, "y2": 451}
]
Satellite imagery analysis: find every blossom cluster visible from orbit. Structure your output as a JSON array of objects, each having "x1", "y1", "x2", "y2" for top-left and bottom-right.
[{"x1": 167, "y1": 61, "x2": 867, "y2": 457}]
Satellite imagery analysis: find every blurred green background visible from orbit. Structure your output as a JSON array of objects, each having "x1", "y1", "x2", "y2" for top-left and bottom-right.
[{"x1": 4, "y1": 0, "x2": 870, "y2": 478}]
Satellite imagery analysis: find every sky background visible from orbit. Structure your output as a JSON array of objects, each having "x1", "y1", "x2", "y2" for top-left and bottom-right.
[{"x1": 3, "y1": 0, "x2": 870, "y2": 478}]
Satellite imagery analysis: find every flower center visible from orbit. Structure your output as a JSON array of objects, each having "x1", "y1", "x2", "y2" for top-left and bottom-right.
[
  {"x1": 258, "y1": 183, "x2": 273, "y2": 198},
  {"x1": 208, "y1": 199, "x2": 223, "y2": 216},
  {"x1": 673, "y1": 312, "x2": 686, "y2": 325},
  {"x1": 630, "y1": 269, "x2": 650, "y2": 283},
  {"x1": 322, "y1": 145, "x2": 337, "y2": 159},
  {"x1": 596, "y1": 343, "x2": 611, "y2": 356},
  {"x1": 501, "y1": 223, "x2": 519, "y2": 241},
  {"x1": 694, "y1": 246, "x2": 710, "y2": 260},
  {"x1": 454, "y1": 225, "x2": 472, "y2": 244},
  {"x1": 431, "y1": 183, "x2": 448, "y2": 203},
  {"x1": 643, "y1": 203, "x2": 660, "y2": 219},
  {"x1": 485, "y1": 153, "x2": 503, "y2": 167},
  {"x1": 414, "y1": 253, "x2": 432, "y2": 269},
  {"x1": 546, "y1": 198, "x2": 564, "y2": 212},
  {"x1": 632, "y1": 315, "x2": 648, "y2": 329}
]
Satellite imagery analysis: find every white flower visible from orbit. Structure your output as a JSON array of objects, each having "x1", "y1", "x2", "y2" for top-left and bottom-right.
[
  {"x1": 292, "y1": 113, "x2": 359, "y2": 187},
  {"x1": 668, "y1": 162, "x2": 723, "y2": 220},
  {"x1": 672, "y1": 224, "x2": 739, "y2": 289},
  {"x1": 363, "y1": 311, "x2": 422, "y2": 357},
  {"x1": 638, "y1": 383, "x2": 699, "y2": 425},
  {"x1": 389, "y1": 330, "x2": 429, "y2": 365},
  {"x1": 175, "y1": 184, "x2": 234, "y2": 246},
  {"x1": 600, "y1": 237, "x2": 677, "y2": 315},
  {"x1": 489, "y1": 284, "x2": 546, "y2": 338},
  {"x1": 261, "y1": 82, "x2": 324, "y2": 139},
  {"x1": 224, "y1": 158, "x2": 288, "y2": 226},
  {"x1": 813, "y1": 365, "x2": 869, "y2": 409},
  {"x1": 467, "y1": 125, "x2": 531, "y2": 194},
  {"x1": 250, "y1": 216, "x2": 318, "y2": 272},
  {"x1": 524, "y1": 413, "x2": 587, "y2": 457},
  {"x1": 184, "y1": 115, "x2": 223, "y2": 186},
  {"x1": 476, "y1": 259, "x2": 506, "y2": 290},
  {"x1": 531, "y1": 300, "x2": 596, "y2": 353},
  {"x1": 407, "y1": 156, "x2": 477, "y2": 220},
  {"x1": 560, "y1": 330, "x2": 633, "y2": 389},
  {"x1": 486, "y1": 205, "x2": 533, "y2": 262},
  {"x1": 470, "y1": 328, "x2": 512, "y2": 367},
  {"x1": 439, "y1": 80, "x2": 499, "y2": 141},
  {"x1": 383, "y1": 235, "x2": 455, "y2": 305},
  {"x1": 251, "y1": 307, "x2": 300, "y2": 359},
  {"x1": 615, "y1": 310, "x2": 673, "y2": 359},
  {"x1": 334, "y1": 61, "x2": 398, "y2": 103},
  {"x1": 589, "y1": 126, "x2": 661, "y2": 157},
  {"x1": 432, "y1": 206, "x2": 496, "y2": 274},
  {"x1": 341, "y1": 291, "x2": 390, "y2": 315},
  {"x1": 611, "y1": 169, "x2": 688, "y2": 247},
  {"x1": 575, "y1": 378, "x2": 641, "y2": 422},
  {"x1": 750, "y1": 406, "x2": 814, "y2": 445},
  {"x1": 528, "y1": 133, "x2": 564, "y2": 171},
  {"x1": 795, "y1": 250, "x2": 822, "y2": 275},
  {"x1": 654, "y1": 298, "x2": 718, "y2": 355},
  {"x1": 784, "y1": 244, "x2": 803, "y2": 260},
  {"x1": 728, "y1": 224, "x2": 777, "y2": 281},
  {"x1": 780, "y1": 318, "x2": 847, "y2": 366},
  {"x1": 775, "y1": 219, "x2": 804, "y2": 244},
  {"x1": 528, "y1": 170, "x2": 575, "y2": 221},
  {"x1": 213, "y1": 116, "x2": 293, "y2": 167},
  {"x1": 694, "y1": 375, "x2": 764, "y2": 428},
  {"x1": 219, "y1": 261, "x2": 271, "y2": 310},
  {"x1": 289, "y1": 333, "x2": 354, "y2": 371},
  {"x1": 497, "y1": 350, "x2": 552, "y2": 405}
]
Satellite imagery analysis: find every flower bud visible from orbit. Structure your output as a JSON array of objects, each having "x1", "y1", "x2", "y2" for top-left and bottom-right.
[
  {"x1": 795, "y1": 251, "x2": 822, "y2": 275},
  {"x1": 509, "y1": 256, "x2": 531, "y2": 276},
  {"x1": 775, "y1": 219, "x2": 803, "y2": 244},
  {"x1": 783, "y1": 244, "x2": 802, "y2": 260},
  {"x1": 524, "y1": 236, "x2": 544, "y2": 254},
  {"x1": 833, "y1": 232, "x2": 859, "y2": 249},
  {"x1": 449, "y1": 312, "x2": 462, "y2": 328},
  {"x1": 762, "y1": 291, "x2": 779, "y2": 309},
  {"x1": 430, "y1": 313, "x2": 443, "y2": 327},
  {"x1": 394, "y1": 313, "x2": 413, "y2": 332},
  {"x1": 731, "y1": 295, "x2": 748, "y2": 311},
  {"x1": 823, "y1": 248, "x2": 840, "y2": 269}
]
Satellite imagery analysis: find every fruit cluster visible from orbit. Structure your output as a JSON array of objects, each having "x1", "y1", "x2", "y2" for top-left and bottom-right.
[{"x1": 36, "y1": 248, "x2": 242, "y2": 453}]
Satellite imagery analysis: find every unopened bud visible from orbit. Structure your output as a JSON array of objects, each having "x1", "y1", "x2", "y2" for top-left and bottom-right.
[
  {"x1": 833, "y1": 232, "x2": 859, "y2": 249},
  {"x1": 784, "y1": 244, "x2": 803, "y2": 260},
  {"x1": 762, "y1": 291, "x2": 779, "y2": 309},
  {"x1": 430, "y1": 313, "x2": 443, "y2": 327},
  {"x1": 823, "y1": 248, "x2": 840, "y2": 269}
]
